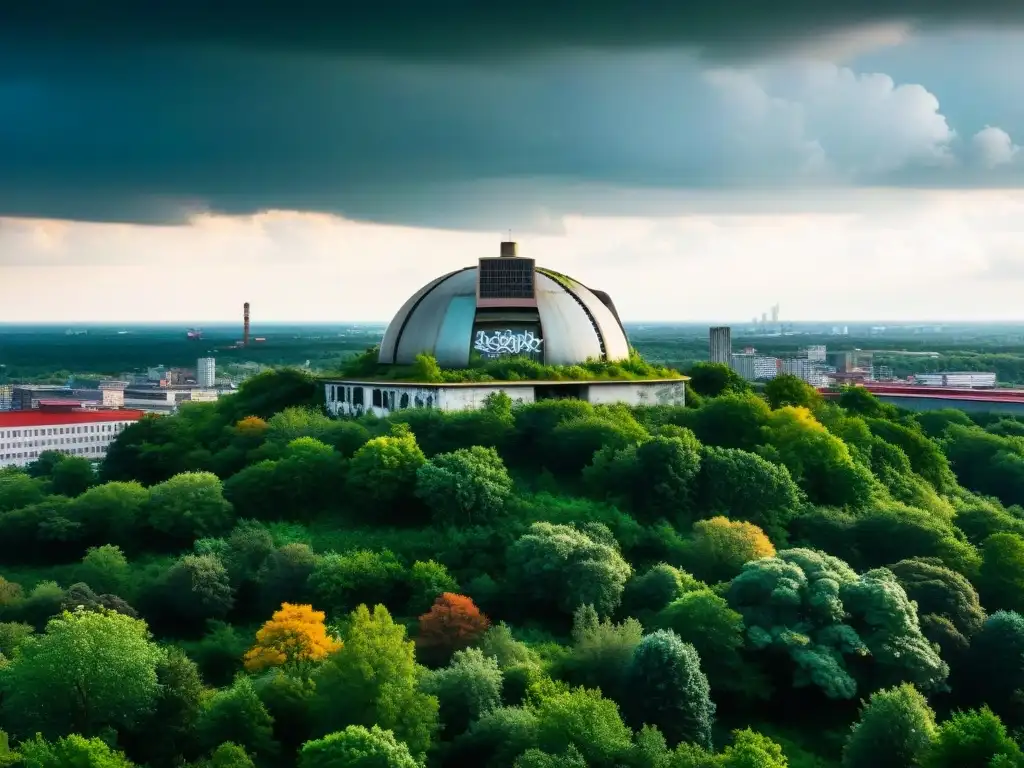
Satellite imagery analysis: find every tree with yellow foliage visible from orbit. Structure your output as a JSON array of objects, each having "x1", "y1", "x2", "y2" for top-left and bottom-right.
[
  {"x1": 688, "y1": 516, "x2": 776, "y2": 584},
  {"x1": 243, "y1": 603, "x2": 341, "y2": 675}
]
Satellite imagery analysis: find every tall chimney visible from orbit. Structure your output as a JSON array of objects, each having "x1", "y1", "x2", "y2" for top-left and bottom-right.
[{"x1": 243, "y1": 302, "x2": 250, "y2": 347}]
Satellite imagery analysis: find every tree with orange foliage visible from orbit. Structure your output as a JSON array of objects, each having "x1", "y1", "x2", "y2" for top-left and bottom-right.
[
  {"x1": 243, "y1": 603, "x2": 342, "y2": 676},
  {"x1": 688, "y1": 516, "x2": 776, "y2": 584},
  {"x1": 417, "y1": 593, "x2": 490, "y2": 660},
  {"x1": 235, "y1": 416, "x2": 269, "y2": 435}
]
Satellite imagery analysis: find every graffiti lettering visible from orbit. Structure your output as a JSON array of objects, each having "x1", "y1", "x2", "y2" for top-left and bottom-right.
[{"x1": 473, "y1": 329, "x2": 544, "y2": 357}]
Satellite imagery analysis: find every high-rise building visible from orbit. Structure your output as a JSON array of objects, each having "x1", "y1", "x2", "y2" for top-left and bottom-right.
[
  {"x1": 732, "y1": 353, "x2": 780, "y2": 381},
  {"x1": 709, "y1": 327, "x2": 732, "y2": 365},
  {"x1": 197, "y1": 358, "x2": 216, "y2": 388},
  {"x1": 771, "y1": 304, "x2": 780, "y2": 323}
]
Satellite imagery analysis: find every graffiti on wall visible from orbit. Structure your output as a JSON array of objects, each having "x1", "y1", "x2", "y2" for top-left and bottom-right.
[{"x1": 473, "y1": 329, "x2": 544, "y2": 358}]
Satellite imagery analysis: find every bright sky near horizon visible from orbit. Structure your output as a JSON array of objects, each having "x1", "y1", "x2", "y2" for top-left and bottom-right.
[{"x1": 3, "y1": 6, "x2": 1024, "y2": 322}]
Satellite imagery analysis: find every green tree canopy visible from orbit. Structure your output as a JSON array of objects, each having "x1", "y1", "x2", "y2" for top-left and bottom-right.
[
  {"x1": 727, "y1": 548, "x2": 948, "y2": 700},
  {"x1": 78, "y1": 544, "x2": 130, "y2": 596},
  {"x1": 686, "y1": 362, "x2": 751, "y2": 398},
  {"x1": 978, "y1": 533, "x2": 1024, "y2": 613},
  {"x1": 18, "y1": 733, "x2": 136, "y2": 768},
  {"x1": 420, "y1": 647, "x2": 503, "y2": 737},
  {"x1": 312, "y1": 605, "x2": 438, "y2": 760},
  {"x1": 533, "y1": 686, "x2": 634, "y2": 767},
  {"x1": 346, "y1": 428, "x2": 427, "y2": 523},
  {"x1": 0, "y1": 608, "x2": 164, "y2": 739},
  {"x1": 889, "y1": 557, "x2": 985, "y2": 638},
  {"x1": 655, "y1": 590, "x2": 748, "y2": 698},
  {"x1": 925, "y1": 706, "x2": 1023, "y2": 768},
  {"x1": 621, "y1": 563, "x2": 698, "y2": 624},
  {"x1": 838, "y1": 386, "x2": 899, "y2": 419},
  {"x1": 68, "y1": 481, "x2": 149, "y2": 547},
  {"x1": 415, "y1": 446, "x2": 513, "y2": 527},
  {"x1": 626, "y1": 630, "x2": 715, "y2": 749},
  {"x1": 842, "y1": 684, "x2": 936, "y2": 768},
  {"x1": 506, "y1": 522, "x2": 632, "y2": 619},
  {"x1": 761, "y1": 407, "x2": 874, "y2": 508},
  {"x1": 698, "y1": 446, "x2": 803, "y2": 537},
  {"x1": 146, "y1": 471, "x2": 235, "y2": 544},
  {"x1": 154, "y1": 554, "x2": 235, "y2": 628},
  {"x1": 50, "y1": 455, "x2": 98, "y2": 497},
  {"x1": 586, "y1": 433, "x2": 703, "y2": 524},
  {"x1": 299, "y1": 725, "x2": 419, "y2": 768},
  {"x1": 960, "y1": 611, "x2": 1024, "y2": 729},
  {"x1": 197, "y1": 675, "x2": 277, "y2": 761},
  {"x1": 765, "y1": 374, "x2": 822, "y2": 410}
]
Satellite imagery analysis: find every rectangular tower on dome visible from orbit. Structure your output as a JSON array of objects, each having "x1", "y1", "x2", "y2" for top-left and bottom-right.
[{"x1": 476, "y1": 242, "x2": 537, "y2": 308}]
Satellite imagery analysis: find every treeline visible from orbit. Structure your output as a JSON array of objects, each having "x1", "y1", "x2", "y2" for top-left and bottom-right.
[
  {"x1": 3, "y1": 366, "x2": 1024, "y2": 766},
  {"x1": 0, "y1": 330, "x2": 380, "y2": 382}
]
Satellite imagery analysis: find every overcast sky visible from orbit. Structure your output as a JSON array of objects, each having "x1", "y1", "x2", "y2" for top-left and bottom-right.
[{"x1": 2, "y1": 4, "x2": 1024, "y2": 322}]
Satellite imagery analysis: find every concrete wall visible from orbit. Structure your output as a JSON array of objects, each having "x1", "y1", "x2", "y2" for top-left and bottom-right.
[
  {"x1": 438, "y1": 385, "x2": 535, "y2": 412},
  {"x1": 588, "y1": 381, "x2": 686, "y2": 407},
  {"x1": 325, "y1": 381, "x2": 536, "y2": 418},
  {"x1": 325, "y1": 379, "x2": 685, "y2": 417}
]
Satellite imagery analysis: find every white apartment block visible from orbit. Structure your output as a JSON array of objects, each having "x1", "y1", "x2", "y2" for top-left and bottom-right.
[
  {"x1": 197, "y1": 358, "x2": 216, "y2": 388},
  {"x1": 732, "y1": 353, "x2": 780, "y2": 381},
  {"x1": 0, "y1": 409, "x2": 144, "y2": 469}
]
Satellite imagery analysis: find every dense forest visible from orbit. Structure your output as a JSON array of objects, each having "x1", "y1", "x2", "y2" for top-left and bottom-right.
[{"x1": 6, "y1": 361, "x2": 1024, "y2": 766}]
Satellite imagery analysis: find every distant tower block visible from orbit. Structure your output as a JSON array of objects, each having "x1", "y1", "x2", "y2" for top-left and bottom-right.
[
  {"x1": 243, "y1": 302, "x2": 251, "y2": 347},
  {"x1": 709, "y1": 326, "x2": 732, "y2": 365}
]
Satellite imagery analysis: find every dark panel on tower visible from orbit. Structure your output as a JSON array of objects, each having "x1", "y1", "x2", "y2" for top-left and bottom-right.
[{"x1": 477, "y1": 257, "x2": 536, "y2": 300}]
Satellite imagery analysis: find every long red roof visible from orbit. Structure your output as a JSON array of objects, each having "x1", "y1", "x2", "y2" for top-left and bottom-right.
[{"x1": 0, "y1": 409, "x2": 146, "y2": 428}]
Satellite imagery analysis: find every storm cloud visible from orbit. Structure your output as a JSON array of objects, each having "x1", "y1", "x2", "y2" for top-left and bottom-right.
[
  {"x1": 4, "y1": 2, "x2": 1024, "y2": 61},
  {"x1": 1, "y1": 3, "x2": 1024, "y2": 228}
]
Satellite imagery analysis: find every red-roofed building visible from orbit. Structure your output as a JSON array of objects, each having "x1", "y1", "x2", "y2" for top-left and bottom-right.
[{"x1": 0, "y1": 408, "x2": 145, "y2": 468}]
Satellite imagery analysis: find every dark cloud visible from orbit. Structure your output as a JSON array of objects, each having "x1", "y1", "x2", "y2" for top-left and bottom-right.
[
  {"x1": 2, "y1": 2, "x2": 1024, "y2": 61},
  {"x1": 0, "y1": 5, "x2": 1023, "y2": 228}
]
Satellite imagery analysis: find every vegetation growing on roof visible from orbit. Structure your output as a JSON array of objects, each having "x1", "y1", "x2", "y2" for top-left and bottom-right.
[{"x1": 333, "y1": 346, "x2": 684, "y2": 383}]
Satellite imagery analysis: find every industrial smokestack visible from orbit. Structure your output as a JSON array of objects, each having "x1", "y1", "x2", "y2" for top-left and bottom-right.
[{"x1": 243, "y1": 302, "x2": 250, "y2": 347}]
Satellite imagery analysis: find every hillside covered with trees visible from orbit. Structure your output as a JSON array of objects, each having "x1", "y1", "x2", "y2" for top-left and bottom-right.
[{"x1": 5, "y1": 362, "x2": 1024, "y2": 766}]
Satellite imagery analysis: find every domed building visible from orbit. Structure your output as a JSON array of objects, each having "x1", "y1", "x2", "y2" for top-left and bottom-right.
[
  {"x1": 378, "y1": 241, "x2": 630, "y2": 368},
  {"x1": 324, "y1": 242, "x2": 687, "y2": 416}
]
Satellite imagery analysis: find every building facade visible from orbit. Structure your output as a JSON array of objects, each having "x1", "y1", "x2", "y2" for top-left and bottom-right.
[
  {"x1": 802, "y1": 345, "x2": 827, "y2": 362},
  {"x1": 0, "y1": 407, "x2": 144, "y2": 468},
  {"x1": 914, "y1": 372, "x2": 997, "y2": 389},
  {"x1": 731, "y1": 353, "x2": 780, "y2": 381},
  {"x1": 709, "y1": 327, "x2": 732, "y2": 365},
  {"x1": 323, "y1": 378, "x2": 687, "y2": 418},
  {"x1": 0, "y1": 385, "x2": 11, "y2": 412},
  {"x1": 781, "y1": 358, "x2": 831, "y2": 387},
  {"x1": 197, "y1": 358, "x2": 216, "y2": 388},
  {"x1": 122, "y1": 386, "x2": 219, "y2": 414}
]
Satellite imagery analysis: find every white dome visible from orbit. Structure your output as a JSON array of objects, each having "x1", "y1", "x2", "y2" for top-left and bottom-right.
[{"x1": 378, "y1": 253, "x2": 629, "y2": 368}]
